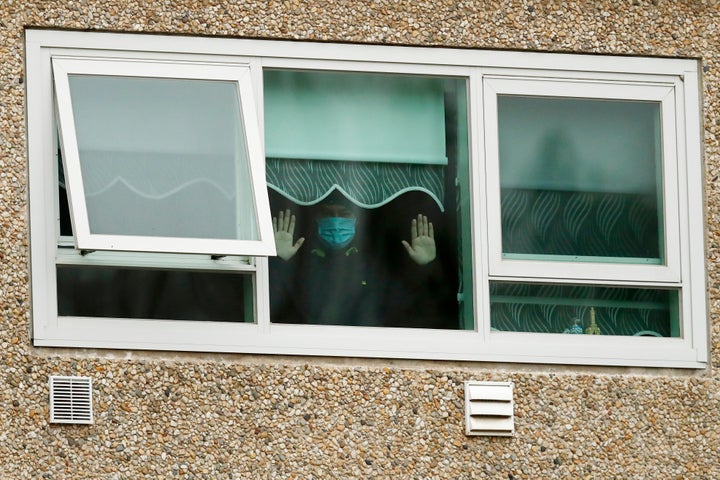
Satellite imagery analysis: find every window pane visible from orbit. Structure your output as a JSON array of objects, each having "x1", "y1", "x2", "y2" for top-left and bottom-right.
[
  {"x1": 490, "y1": 282, "x2": 679, "y2": 337},
  {"x1": 67, "y1": 75, "x2": 258, "y2": 240},
  {"x1": 265, "y1": 71, "x2": 470, "y2": 329},
  {"x1": 57, "y1": 266, "x2": 253, "y2": 322},
  {"x1": 498, "y1": 96, "x2": 663, "y2": 263}
]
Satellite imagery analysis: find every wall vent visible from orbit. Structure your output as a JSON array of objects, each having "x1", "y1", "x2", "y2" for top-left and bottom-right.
[
  {"x1": 49, "y1": 376, "x2": 93, "y2": 424},
  {"x1": 464, "y1": 381, "x2": 514, "y2": 436}
]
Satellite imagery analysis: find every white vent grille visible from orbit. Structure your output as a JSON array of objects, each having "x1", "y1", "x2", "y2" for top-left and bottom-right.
[
  {"x1": 49, "y1": 376, "x2": 93, "y2": 424},
  {"x1": 464, "y1": 381, "x2": 514, "y2": 436}
]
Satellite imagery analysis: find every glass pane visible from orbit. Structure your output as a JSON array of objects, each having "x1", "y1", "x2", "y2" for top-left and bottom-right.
[
  {"x1": 67, "y1": 75, "x2": 257, "y2": 240},
  {"x1": 57, "y1": 266, "x2": 253, "y2": 322},
  {"x1": 266, "y1": 72, "x2": 471, "y2": 330},
  {"x1": 498, "y1": 96, "x2": 663, "y2": 263},
  {"x1": 490, "y1": 282, "x2": 679, "y2": 337}
]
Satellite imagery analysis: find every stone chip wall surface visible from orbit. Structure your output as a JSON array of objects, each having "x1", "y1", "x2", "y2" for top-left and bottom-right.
[{"x1": 2, "y1": 1, "x2": 720, "y2": 478}]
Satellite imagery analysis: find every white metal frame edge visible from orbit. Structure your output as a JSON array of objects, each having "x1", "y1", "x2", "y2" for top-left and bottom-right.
[{"x1": 52, "y1": 56, "x2": 276, "y2": 256}]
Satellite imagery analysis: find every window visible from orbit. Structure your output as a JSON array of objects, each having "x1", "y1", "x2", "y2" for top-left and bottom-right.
[
  {"x1": 52, "y1": 56, "x2": 274, "y2": 256},
  {"x1": 484, "y1": 77, "x2": 681, "y2": 338},
  {"x1": 27, "y1": 30, "x2": 706, "y2": 367},
  {"x1": 263, "y1": 69, "x2": 470, "y2": 330}
]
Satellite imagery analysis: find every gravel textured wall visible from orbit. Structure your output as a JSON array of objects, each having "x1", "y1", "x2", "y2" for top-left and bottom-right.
[{"x1": 2, "y1": 1, "x2": 720, "y2": 478}]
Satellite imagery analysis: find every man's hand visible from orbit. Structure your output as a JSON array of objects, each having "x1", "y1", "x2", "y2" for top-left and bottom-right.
[
  {"x1": 273, "y1": 209, "x2": 305, "y2": 261},
  {"x1": 401, "y1": 214, "x2": 436, "y2": 265}
]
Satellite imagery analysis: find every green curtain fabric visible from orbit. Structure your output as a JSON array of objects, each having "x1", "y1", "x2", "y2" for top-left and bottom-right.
[
  {"x1": 500, "y1": 188, "x2": 660, "y2": 260},
  {"x1": 263, "y1": 69, "x2": 451, "y2": 210},
  {"x1": 490, "y1": 282, "x2": 676, "y2": 337}
]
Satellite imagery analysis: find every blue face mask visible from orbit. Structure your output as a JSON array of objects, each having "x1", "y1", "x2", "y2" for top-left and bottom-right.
[{"x1": 317, "y1": 217, "x2": 356, "y2": 250}]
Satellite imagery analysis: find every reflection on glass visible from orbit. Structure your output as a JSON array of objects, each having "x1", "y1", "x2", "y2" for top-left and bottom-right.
[
  {"x1": 490, "y1": 282, "x2": 679, "y2": 337},
  {"x1": 57, "y1": 266, "x2": 253, "y2": 322},
  {"x1": 498, "y1": 96, "x2": 663, "y2": 263},
  {"x1": 264, "y1": 71, "x2": 471, "y2": 329},
  {"x1": 67, "y1": 75, "x2": 257, "y2": 240}
]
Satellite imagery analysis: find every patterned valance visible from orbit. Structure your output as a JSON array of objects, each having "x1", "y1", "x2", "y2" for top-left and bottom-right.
[{"x1": 266, "y1": 158, "x2": 446, "y2": 211}]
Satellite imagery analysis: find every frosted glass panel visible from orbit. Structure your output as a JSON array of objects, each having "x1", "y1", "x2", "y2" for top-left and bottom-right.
[
  {"x1": 498, "y1": 96, "x2": 663, "y2": 261},
  {"x1": 68, "y1": 75, "x2": 257, "y2": 240}
]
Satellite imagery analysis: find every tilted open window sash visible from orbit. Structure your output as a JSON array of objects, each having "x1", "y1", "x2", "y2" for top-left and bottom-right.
[{"x1": 52, "y1": 57, "x2": 275, "y2": 256}]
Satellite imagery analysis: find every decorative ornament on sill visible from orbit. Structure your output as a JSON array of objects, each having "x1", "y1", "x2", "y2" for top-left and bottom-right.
[
  {"x1": 563, "y1": 318, "x2": 584, "y2": 334},
  {"x1": 585, "y1": 307, "x2": 601, "y2": 335}
]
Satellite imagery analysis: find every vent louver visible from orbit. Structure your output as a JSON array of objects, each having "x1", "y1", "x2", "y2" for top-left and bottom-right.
[
  {"x1": 464, "y1": 381, "x2": 514, "y2": 436},
  {"x1": 49, "y1": 376, "x2": 93, "y2": 424}
]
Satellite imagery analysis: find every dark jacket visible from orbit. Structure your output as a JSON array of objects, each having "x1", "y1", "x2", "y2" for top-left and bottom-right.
[{"x1": 269, "y1": 242, "x2": 456, "y2": 328}]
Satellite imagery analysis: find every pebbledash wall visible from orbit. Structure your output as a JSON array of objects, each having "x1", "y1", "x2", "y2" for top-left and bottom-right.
[{"x1": 2, "y1": 1, "x2": 720, "y2": 479}]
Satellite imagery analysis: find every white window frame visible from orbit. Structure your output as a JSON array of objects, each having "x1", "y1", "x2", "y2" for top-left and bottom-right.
[
  {"x1": 26, "y1": 29, "x2": 707, "y2": 368},
  {"x1": 483, "y1": 76, "x2": 682, "y2": 284},
  {"x1": 52, "y1": 56, "x2": 275, "y2": 256}
]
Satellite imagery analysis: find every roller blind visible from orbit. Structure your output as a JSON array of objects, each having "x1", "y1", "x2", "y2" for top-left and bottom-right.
[{"x1": 264, "y1": 70, "x2": 448, "y2": 165}]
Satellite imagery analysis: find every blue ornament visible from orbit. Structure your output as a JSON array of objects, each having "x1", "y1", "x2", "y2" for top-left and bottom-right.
[{"x1": 563, "y1": 319, "x2": 584, "y2": 334}]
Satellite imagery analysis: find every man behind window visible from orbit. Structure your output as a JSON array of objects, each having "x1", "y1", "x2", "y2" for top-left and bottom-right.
[{"x1": 269, "y1": 193, "x2": 452, "y2": 328}]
